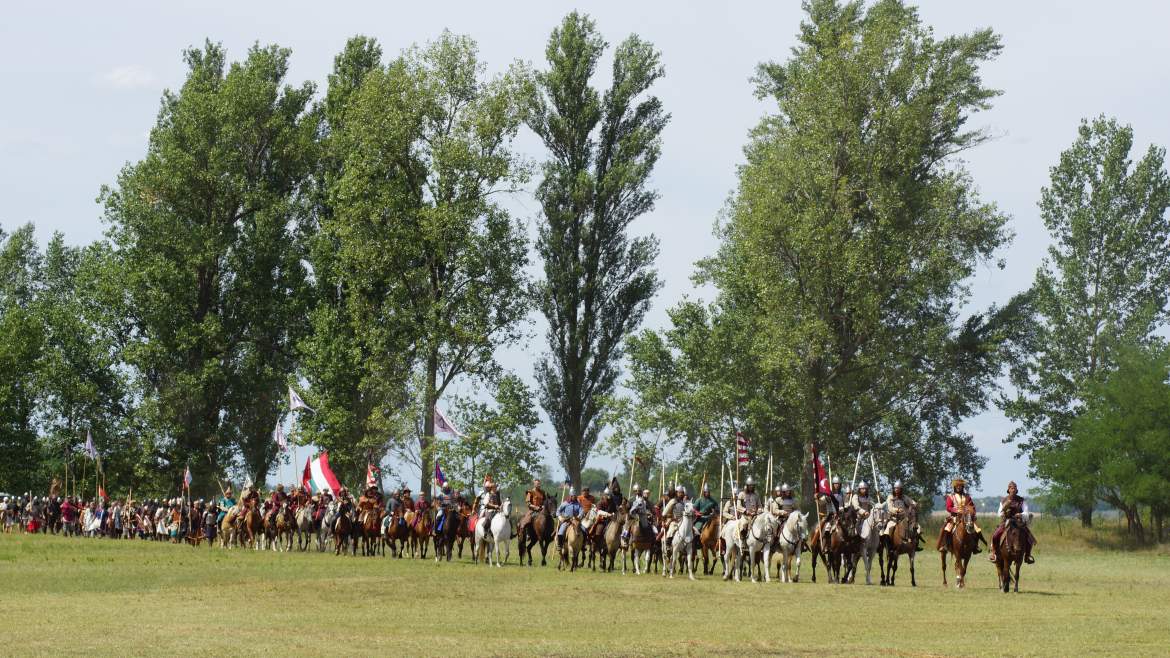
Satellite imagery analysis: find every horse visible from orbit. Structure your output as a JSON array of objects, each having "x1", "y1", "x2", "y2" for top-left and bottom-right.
[
  {"x1": 719, "y1": 515, "x2": 746, "y2": 582},
  {"x1": 382, "y1": 507, "x2": 409, "y2": 558},
  {"x1": 811, "y1": 506, "x2": 859, "y2": 584},
  {"x1": 698, "y1": 515, "x2": 722, "y2": 576},
  {"x1": 240, "y1": 506, "x2": 263, "y2": 551},
  {"x1": 881, "y1": 509, "x2": 920, "y2": 587},
  {"x1": 601, "y1": 507, "x2": 626, "y2": 573},
  {"x1": 854, "y1": 504, "x2": 887, "y2": 585},
  {"x1": 941, "y1": 501, "x2": 978, "y2": 588},
  {"x1": 455, "y1": 502, "x2": 476, "y2": 559},
  {"x1": 432, "y1": 505, "x2": 461, "y2": 563},
  {"x1": 475, "y1": 499, "x2": 512, "y2": 567},
  {"x1": 557, "y1": 516, "x2": 584, "y2": 572},
  {"x1": 358, "y1": 503, "x2": 381, "y2": 557},
  {"x1": 407, "y1": 507, "x2": 432, "y2": 559},
  {"x1": 622, "y1": 507, "x2": 656, "y2": 575},
  {"x1": 333, "y1": 501, "x2": 355, "y2": 556},
  {"x1": 519, "y1": 498, "x2": 555, "y2": 567},
  {"x1": 320, "y1": 501, "x2": 338, "y2": 552},
  {"x1": 295, "y1": 500, "x2": 317, "y2": 551},
  {"x1": 274, "y1": 504, "x2": 295, "y2": 552},
  {"x1": 995, "y1": 516, "x2": 1028, "y2": 593},
  {"x1": 663, "y1": 501, "x2": 696, "y2": 580},
  {"x1": 773, "y1": 511, "x2": 808, "y2": 583},
  {"x1": 744, "y1": 512, "x2": 780, "y2": 583}
]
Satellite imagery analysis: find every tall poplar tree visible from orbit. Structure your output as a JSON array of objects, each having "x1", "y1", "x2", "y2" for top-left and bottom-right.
[
  {"x1": 1004, "y1": 116, "x2": 1170, "y2": 526},
  {"x1": 528, "y1": 13, "x2": 665, "y2": 487},
  {"x1": 101, "y1": 42, "x2": 316, "y2": 490}
]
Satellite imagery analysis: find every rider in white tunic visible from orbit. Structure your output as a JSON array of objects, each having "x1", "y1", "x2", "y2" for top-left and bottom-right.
[{"x1": 662, "y1": 485, "x2": 688, "y2": 540}]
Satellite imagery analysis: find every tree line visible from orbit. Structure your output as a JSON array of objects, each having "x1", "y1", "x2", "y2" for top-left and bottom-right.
[{"x1": 2, "y1": 2, "x2": 1168, "y2": 542}]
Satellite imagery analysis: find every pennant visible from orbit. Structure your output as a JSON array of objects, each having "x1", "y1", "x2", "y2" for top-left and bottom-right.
[
  {"x1": 98, "y1": 485, "x2": 107, "y2": 499},
  {"x1": 366, "y1": 463, "x2": 381, "y2": 488},
  {"x1": 183, "y1": 464, "x2": 193, "y2": 490},
  {"x1": 434, "y1": 406, "x2": 464, "y2": 437},
  {"x1": 736, "y1": 431, "x2": 750, "y2": 465},
  {"x1": 274, "y1": 419, "x2": 287, "y2": 453},
  {"x1": 289, "y1": 386, "x2": 315, "y2": 413},
  {"x1": 302, "y1": 456, "x2": 312, "y2": 493},
  {"x1": 84, "y1": 430, "x2": 98, "y2": 460},
  {"x1": 434, "y1": 462, "x2": 447, "y2": 488}
]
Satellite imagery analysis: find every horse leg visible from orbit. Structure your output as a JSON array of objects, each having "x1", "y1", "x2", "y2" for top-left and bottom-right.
[
  {"x1": 940, "y1": 549, "x2": 948, "y2": 586},
  {"x1": 1013, "y1": 557, "x2": 1021, "y2": 593}
]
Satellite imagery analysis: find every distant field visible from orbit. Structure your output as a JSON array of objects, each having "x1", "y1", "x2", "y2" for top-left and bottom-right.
[{"x1": 1, "y1": 519, "x2": 1168, "y2": 657}]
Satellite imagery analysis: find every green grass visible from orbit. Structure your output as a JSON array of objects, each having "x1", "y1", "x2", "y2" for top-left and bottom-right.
[{"x1": 1, "y1": 521, "x2": 1168, "y2": 657}]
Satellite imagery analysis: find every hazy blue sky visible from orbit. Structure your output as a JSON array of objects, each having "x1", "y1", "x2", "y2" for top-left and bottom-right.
[{"x1": 4, "y1": 1, "x2": 1169, "y2": 494}]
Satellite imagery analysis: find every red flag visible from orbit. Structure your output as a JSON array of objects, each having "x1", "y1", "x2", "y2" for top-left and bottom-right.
[
  {"x1": 366, "y1": 463, "x2": 380, "y2": 488},
  {"x1": 812, "y1": 447, "x2": 830, "y2": 495},
  {"x1": 98, "y1": 486, "x2": 107, "y2": 499},
  {"x1": 302, "y1": 456, "x2": 312, "y2": 493}
]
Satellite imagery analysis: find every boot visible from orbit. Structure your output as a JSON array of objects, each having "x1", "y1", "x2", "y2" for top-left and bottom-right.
[{"x1": 937, "y1": 530, "x2": 949, "y2": 553}]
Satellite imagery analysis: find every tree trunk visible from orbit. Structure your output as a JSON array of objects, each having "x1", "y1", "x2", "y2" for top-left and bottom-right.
[
  {"x1": 1079, "y1": 504, "x2": 1093, "y2": 528},
  {"x1": 420, "y1": 350, "x2": 438, "y2": 494},
  {"x1": 801, "y1": 441, "x2": 816, "y2": 515},
  {"x1": 567, "y1": 435, "x2": 583, "y2": 490}
]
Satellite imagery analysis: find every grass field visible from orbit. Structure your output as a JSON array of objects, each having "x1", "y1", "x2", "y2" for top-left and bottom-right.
[{"x1": 1, "y1": 519, "x2": 1168, "y2": 657}]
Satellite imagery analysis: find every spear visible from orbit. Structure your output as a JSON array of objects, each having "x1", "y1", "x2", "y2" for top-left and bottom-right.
[{"x1": 851, "y1": 445, "x2": 863, "y2": 492}]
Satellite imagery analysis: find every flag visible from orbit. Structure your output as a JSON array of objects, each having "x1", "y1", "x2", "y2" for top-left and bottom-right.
[
  {"x1": 289, "y1": 386, "x2": 315, "y2": 413},
  {"x1": 98, "y1": 485, "x2": 107, "y2": 499},
  {"x1": 183, "y1": 464, "x2": 192, "y2": 490},
  {"x1": 366, "y1": 463, "x2": 381, "y2": 488},
  {"x1": 302, "y1": 456, "x2": 312, "y2": 493},
  {"x1": 274, "y1": 419, "x2": 287, "y2": 453},
  {"x1": 812, "y1": 447, "x2": 830, "y2": 495},
  {"x1": 434, "y1": 406, "x2": 464, "y2": 437},
  {"x1": 84, "y1": 430, "x2": 98, "y2": 460},
  {"x1": 306, "y1": 453, "x2": 341, "y2": 496},
  {"x1": 434, "y1": 462, "x2": 447, "y2": 488},
  {"x1": 735, "y1": 431, "x2": 750, "y2": 465}
]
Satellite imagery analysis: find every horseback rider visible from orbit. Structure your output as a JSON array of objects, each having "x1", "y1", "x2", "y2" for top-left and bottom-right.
[
  {"x1": 217, "y1": 486, "x2": 235, "y2": 525},
  {"x1": 989, "y1": 481, "x2": 1035, "y2": 564},
  {"x1": 433, "y1": 484, "x2": 455, "y2": 535},
  {"x1": 721, "y1": 486, "x2": 739, "y2": 523},
  {"x1": 769, "y1": 483, "x2": 797, "y2": 525},
  {"x1": 265, "y1": 483, "x2": 287, "y2": 524},
  {"x1": 239, "y1": 483, "x2": 260, "y2": 514},
  {"x1": 478, "y1": 478, "x2": 501, "y2": 532},
  {"x1": 737, "y1": 477, "x2": 762, "y2": 541},
  {"x1": 882, "y1": 480, "x2": 921, "y2": 543},
  {"x1": 693, "y1": 483, "x2": 717, "y2": 537},
  {"x1": 622, "y1": 485, "x2": 644, "y2": 541},
  {"x1": 555, "y1": 488, "x2": 582, "y2": 549},
  {"x1": 577, "y1": 485, "x2": 597, "y2": 535},
  {"x1": 518, "y1": 477, "x2": 547, "y2": 537},
  {"x1": 849, "y1": 481, "x2": 873, "y2": 520},
  {"x1": 358, "y1": 485, "x2": 381, "y2": 527},
  {"x1": 816, "y1": 475, "x2": 843, "y2": 536},
  {"x1": 608, "y1": 478, "x2": 625, "y2": 510},
  {"x1": 938, "y1": 478, "x2": 984, "y2": 554},
  {"x1": 662, "y1": 485, "x2": 689, "y2": 543}
]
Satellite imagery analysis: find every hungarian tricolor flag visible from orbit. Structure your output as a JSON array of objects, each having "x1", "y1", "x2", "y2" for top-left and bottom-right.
[
  {"x1": 303, "y1": 453, "x2": 341, "y2": 496},
  {"x1": 812, "y1": 447, "x2": 831, "y2": 495}
]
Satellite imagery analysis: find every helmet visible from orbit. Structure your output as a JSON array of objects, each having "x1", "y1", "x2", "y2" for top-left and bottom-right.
[
  {"x1": 568, "y1": 487, "x2": 576, "y2": 496},
  {"x1": 773, "y1": 486, "x2": 782, "y2": 494},
  {"x1": 745, "y1": 477, "x2": 755, "y2": 487},
  {"x1": 893, "y1": 480, "x2": 903, "y2": 489},
  {"x1": 831, "y1": 475, "x2": 840, "y2": 485},
  {"x1": 676, "y1": 485, "x2": 686, "y2": 496},
  {"x1": 781, "y1": 483, "x2": 791, "y2": 493},
  {"x1": 702, "y1": 483, "x2": 710, "y2": 492},
  {"x1": 642, "y1": 489, "x2": 651, "y2": 496},
  {"x1": 632, "y1": 484, "x2": 640, "y2": 493},
  {"x1": 857, "y1": 481, "x2": 868, "y2": 490}
]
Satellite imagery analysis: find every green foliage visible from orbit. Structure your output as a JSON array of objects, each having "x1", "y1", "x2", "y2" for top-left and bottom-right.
[
  {"x1": 100, "y1": 41, "x2": 316, "y2": 492},
  {"x1": 628, "y1": 0, "x2": 1014, "y2": 505},
  {"x1": 1004, "y1": 117, "x2": 1170, "y2": 476},
  {"x1": 528, "y1": 12, "x2": 665, "y2": 487},
  {"x1": 434, "y1": 374, "x2": 542, "y2": 493},
  {"x1": 0, "y1": 225, "x2": 46, "y2": 492},
  {"x1": 1036, "y1": 342, "x2": 1170, "y2": 540}
]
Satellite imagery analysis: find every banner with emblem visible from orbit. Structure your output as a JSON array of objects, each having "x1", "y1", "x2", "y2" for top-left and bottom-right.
[{"x1": 735, "y1": 431, "x2": 750, "y2": 465}]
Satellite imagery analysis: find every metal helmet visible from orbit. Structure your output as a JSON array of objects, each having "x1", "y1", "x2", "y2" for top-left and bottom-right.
[
  {"x1": 773, "y1": 485, "x2": 782, "y2": 494},
  {"x1": 745, "y1": 477, "x2": 755, "y2": 486},
  {"x1": 731, "y1": 486, "x2": 740, "y2": 496},
  {"x1": 632, "y1": 483, "x2": 640, "y2": 493},
  {"x1": 702, "y1": 483, "x2": 710, "y2": 493},
  {"x1": 831, "y1": 475, "x2": 840, "y2": 485},
  {"x1": 857, "y1": 481, "x2": 867, "y2": 490},
  {"x1": 781, "y1": 483, "x2": 791, "y2": 493},
  {"x1": 893, "y1": 480, "x2": 903, "y2": 489},
  {"x1": 675, "y1": 485, "x2": 685, "y2": 496},
  {"x1": 568, "y1": 487, "x2": 576, "y2": 496}
]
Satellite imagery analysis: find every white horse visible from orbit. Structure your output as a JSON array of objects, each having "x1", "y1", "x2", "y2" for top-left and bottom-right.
[
  {"x1": 774, "y1": 511, "x2": 808, "y2": 583},
  {"x1": 720, "y1": 517, "x2": 746, "y2": 581},
  {"x1": 475, "y1": 499, "x2": 512, "y2": 567},
  {"x1": 663, "y1": 502, "x2": 696, "y2": 580},
  {"x1": 319, "y1": 501, "x2": 338, "y2": 553},
  {"x1": 744, "y1": 512, "x2": 780, "y2": 583},
  {"x1": 857, "y1": 503, "x2": 887, "y2": 585}
]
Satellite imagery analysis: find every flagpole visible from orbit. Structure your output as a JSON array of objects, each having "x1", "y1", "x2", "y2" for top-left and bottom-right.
[
  {"x1": 628, "y1": 451, "x2": 635, "y2": 496},
  {"x1": 870, "y1": 453, "x2": 882, "y2": 502},
  {"x1": 851, "y1": 445, "x2": 862, "y2": 492}
]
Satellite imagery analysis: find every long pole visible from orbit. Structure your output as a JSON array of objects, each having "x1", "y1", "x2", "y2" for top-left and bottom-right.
[
  {"x1": 719, "y1": 460, "x2": 725, "y2": 505},
  {"x1": 870, "y1": 453, "x2": 882, "y2": 503},
  {"x1": 851, "y1": 445, "x2": 862, "y2": 492},
  {"x1": 628, "y1": 451, "x2": 635, "y2": 495}
]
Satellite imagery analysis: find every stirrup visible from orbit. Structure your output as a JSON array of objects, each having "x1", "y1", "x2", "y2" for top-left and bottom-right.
[{"x1": 1025, "y1": 554, "x2": 1035, "y2": 564}]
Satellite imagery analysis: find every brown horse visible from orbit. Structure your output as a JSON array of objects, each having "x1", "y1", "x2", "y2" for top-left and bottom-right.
[
  {"x1": 519, "y1": 498, "x2": 555, "y2": 567},
  {"x1": 275, "y1": 504, "x2": 295, "y2": 552},
  {"x1": 557, "y1": 517, "x2": 584, "y2": 572},
  {"x1": 433, "y1": 506, "x2": 461, "y2": 562},
  {"x1": 881, "y1": 513, "x2": 919, "y2": 587},
  {"x1": 811, "y1": 507, "x2": 859, "y2": 584},
  {"x1": 455, "y1": 503, "x2": 476, "y2": 558},
  {"x1": 240, "y1": 506, "x2": 262, "y2": 551},
  {"x1": 358, "y1": 505, "x2": 381, "y2": 557},
  {"x1": 407, "y1": 508, "x2": 432, "y2": 559},
  {"x1": 941, "y1": 502, "x2": 978, "y2": 588},
  {"x1": 995, "y1": 517, "x2": 1027, "y2": 593},
  {"x1": 382, "y1": 509, "x2": 409, "y2": 558},
  {"x1": 698, "y1": 516, "x2": 722, "y2": 575},
  {"x1": 333, "y1": 501, "x2": 354, "y2": 556},
  {"x1": 621, "y1": 509, "x2": 658, "y2": 575},
  {"x1": 601, "y1": 507, "x2": 626, "y2": 572}
]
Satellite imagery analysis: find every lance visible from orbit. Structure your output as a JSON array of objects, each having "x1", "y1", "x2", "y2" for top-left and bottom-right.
[
  {"x1": 851, "y1": 445, "x2": 863, "y2": 492},
  {"x1": 870, "y1": 452, "x2": 883, "y2": 502}
]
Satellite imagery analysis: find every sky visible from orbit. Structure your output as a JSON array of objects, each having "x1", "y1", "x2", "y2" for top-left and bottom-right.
[{"x1": 3, "y1": 1, "x2": 1169, "y2": 496}]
